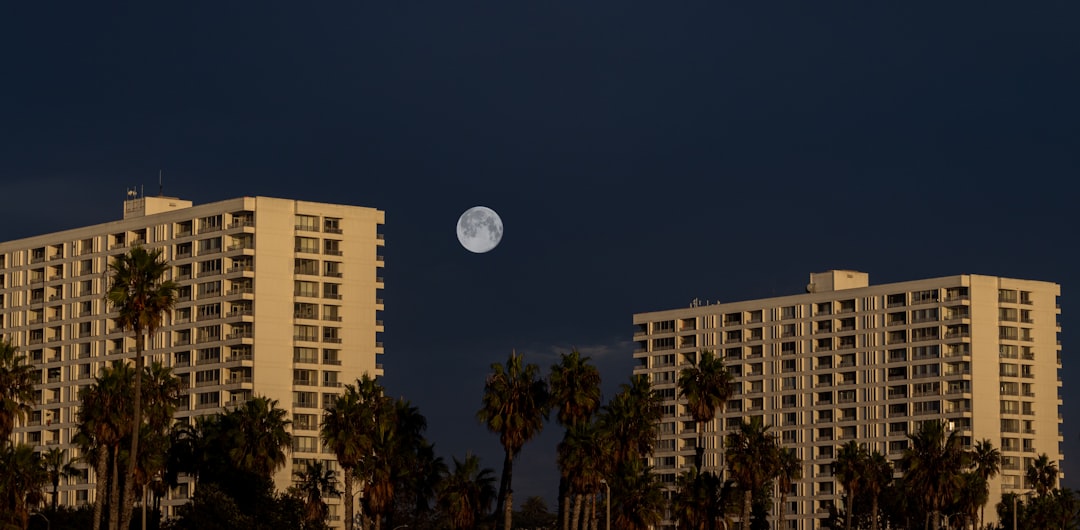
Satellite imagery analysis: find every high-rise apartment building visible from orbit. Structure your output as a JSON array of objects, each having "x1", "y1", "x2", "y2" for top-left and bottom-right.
[
  {"x1": 633, "y1": 271, "x2": 1062, "y2": 529},
  {"x1": 0, "y1": 195, "x2": 385, "y2": 524}
]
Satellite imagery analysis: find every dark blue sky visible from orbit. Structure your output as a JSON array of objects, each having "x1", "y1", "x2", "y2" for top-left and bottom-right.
[{"x1": 2, "y1": 3, "x2": 1077, "y2": 504}]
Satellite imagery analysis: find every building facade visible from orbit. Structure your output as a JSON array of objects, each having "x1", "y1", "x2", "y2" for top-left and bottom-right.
[
  {"x1": 0, "y1": 195, "x2": 385, "y2": 524},
  {"x1": 633, "y1": 271, "x2": 1062, "y2": 529}
]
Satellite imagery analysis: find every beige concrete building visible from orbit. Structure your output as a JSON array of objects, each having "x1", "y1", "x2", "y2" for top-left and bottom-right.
[
  {"x1": 633, "y1": 271, "x2": 1062, "y2": 529},
  {"x1": 0, "y1": 195, "x2": 385, "y2": 524}
]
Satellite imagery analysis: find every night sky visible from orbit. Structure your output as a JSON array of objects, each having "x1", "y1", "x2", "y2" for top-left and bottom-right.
[{"x1": 2, "y1": 3, "x2": 1078, "y2": 505}]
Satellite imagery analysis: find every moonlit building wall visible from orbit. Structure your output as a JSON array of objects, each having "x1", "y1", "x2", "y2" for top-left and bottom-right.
[
  {"x1": 633, "y1": 271, "x2": 1062, "y2": 530},
  {"x1": 0, "y1": 195, "x2": 385, "y2": 525}
]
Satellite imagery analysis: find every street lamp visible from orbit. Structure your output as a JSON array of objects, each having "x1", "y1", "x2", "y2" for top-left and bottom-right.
[
  {"x1": 1013, "y1": 489, "x2": 1033, "y2": 530},
  {"x1": 599, "y1": 479, "x2": 610, "y2": 530}
]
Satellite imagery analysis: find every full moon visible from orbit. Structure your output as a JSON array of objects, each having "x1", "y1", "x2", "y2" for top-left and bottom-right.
[{"x1": 456, "y1": 206, "x2": 503, "y2": 253}]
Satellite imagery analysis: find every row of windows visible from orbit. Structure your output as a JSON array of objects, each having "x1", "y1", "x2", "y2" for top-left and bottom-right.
[
  {"x1": 645, "y1": 286, "x2": 1052, "y2": 336},
  {"x1": 646, "y1": 323, "x2": 973, "y2": 351}
]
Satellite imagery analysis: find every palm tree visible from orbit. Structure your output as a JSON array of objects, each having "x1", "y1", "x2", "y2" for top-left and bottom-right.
[
  {"x1": 0, "y1": 340, "x2": 36, "y2": 441},
  {"x1": 677, "y1": 349, "x2": 733, "y2": 473},
  {"x1": 477, "y1": 351, "x2": 551, "y2": 530},
  {"x1": 135, "y1": 362, "x2": 183, "y2": 523},
  {"x1": 1026, "y1": 453, "x2": 1058, "y2": 496},
  {"x1": 610, "y1": 459, "x2": 664, "y2": 530},
  {"x1": 557, "y1": 421, "x2": 609, "y2": 530},
  {"x1": 550, "y1": 350, "x2": 602, "y2": 530},
  {"x1": 724, "y1": 418, "x2": 778, "y2": 530},
  {"x1": 971, "y1": 439, "x2": 1000, "y2": 529},
  {"x1": 672, "y1": 467, "x2": 723, "y2": 530},
  {"x1": 438, "y1": 454, "x2": 497, "y2": 530},
  {"x1": 365, "y1": 398, "x2": 428, "y2": 530},
  {"x1": 0, "y1": 443, "x2": 48, "y2": 530},
  {"x1": 862, "y1": 450, "x2": 892, "y2": 530},
  {"x1": 106, "y1": 245, "x2": 177, "y2": 530},
  {"x1": 833, "y1": 440, "x2": 865, "y2": 530},
  {"x1": 222, "y1": 395, "x2": 292, "y2": 478},
  {"x1": 774, "y1": 447, "x2": 802, "y2": 530},
  {"x1": 294, "y1": 460, "x2": 342, "y2": 528},
  {"x1": 76, "y1": 360, "x2": 135, "y2": 530},
  {"x1": 321, "y1": 376, "x2": 382, "y2": 530},
  {"x1": 600, "y1": 374, "x2": 662, "y2": 466},
  {"x1": 42, "y1": 447, "x2": 79, "y2": 511},
  {"x1": 899, "y1": 420, "x2": 968, "y2": 530}
]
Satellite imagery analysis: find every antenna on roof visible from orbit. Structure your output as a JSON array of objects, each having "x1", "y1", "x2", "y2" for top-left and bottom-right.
[{"x1": 159, "y1": 169, "x2": 164, "y2": 196}]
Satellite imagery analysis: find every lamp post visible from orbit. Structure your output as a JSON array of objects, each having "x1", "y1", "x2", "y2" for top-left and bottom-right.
[
  {"x1": 1012, "y1": 490, "x2": 1032, "y2": 530},
  {"x1": 600, "y1": 479, "x2": 610, "y2": 530}
]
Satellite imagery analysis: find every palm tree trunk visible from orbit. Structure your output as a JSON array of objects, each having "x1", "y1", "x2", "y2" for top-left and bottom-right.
[
  {"x1": 495, "y1": 448, "x2": 513, "y2": 530},
  {"x1": 559, "y1": 477, "x2": 570, "y2": 530},
  {"x1": 121, "y1": 332, "x2": 145, "y2": 530},
  {"x1": 343, "y1": 468, "x2": 354, "y2": 530},
  {"x1": 561, "y1": 492, "x2": 571, "y2": 530},
  {"x1": 499, "y1": 448, "x2": 515, "y2": 530},
  {"x1": 845, "y1": 488, "x2": 854, "y2": 530},
  {"x1": 590, "y1": 493, "x2": 599, "y2": 530},
  {"x1": 93, "y1": 449, "x2": 108, "y2": 530},
  {"x1": 742, "y1": 490, "x2": 751, "y2": 530},
  {"x1": 109, "y1": 446, "x2": 121, "y2": 530},
  {"x1": 572, "y1": 493, "x2": 583, "y2": 530},
  {"x1": 53, "y1": 476, "x2": 60, "y2": 511}
]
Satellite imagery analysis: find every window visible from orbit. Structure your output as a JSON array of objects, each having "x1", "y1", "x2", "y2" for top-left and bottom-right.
[
  {"x1": 293, "y1": 391, "x2": 318, "y2": 408},
  {"x1": 781, "y1": 324, "x2": 797, "y2": 338},
  {"x1": 999, "y1": 326, "x2": 1018, "y2": 340},
  {"x1": 295, "y1": 281, "x2": 319, "y2": 297},
  {"x1": 294, "y1": 347, "x2": 318, "y2": 363},
  {"x1": 295, "y1": 258, "x2": 318, "y2": 275},
  {"x1": 782, "y1": 359, "x2": 796, "y2": 373},
  {"x1": 296, "y1": 215, "x2": 319, "y2": 231},
  {"x1": 197, "y1": 303, "x2": 221, "y2": 321},
  {"x1": 323, "y1": 261, "x2": 342, "y2": 277},
  {"x1": 198, "y1": 237, "x2": 222, "y2": 254},
  {"x1": 199, "y1": 215, "x2": 222, "y2": 232},
  {"x1": 293, "y1": 413, "x2": 318, "y2": 431},
  {"x1": 323, "y1": 349, "x2": 341, "y2": 365},
  {"x1": 912, "y1": 289, "x2": 939, "y2": 304},
  {"x1": 323, "y1": 239, "x2": 342, "y2": 256},
  {"x1": 322, "y1": 327, "x2": 341, "y2": 343},
  {"x1": 195, "y1": 369, "x2": 220, "y2": 386},
  {"x1": 999, "y1": 289, "x2": 1018, "y2": 303},
  {"x1": 323, "y1": 305, "x2": 341, "y2": 322},
  {"x1": 887, "y1": 293, "x2": 906, "y2": 307},
  {"x1": 913, "y1": 363, "x2": 940, "y2": 378},
  {"x1": 781, "y1": 342, "x2": 796, "y2": 355},
  {"x1": 780, "y1": 306, "x2": 796, "y2": 320},
  {"x1": 999, "y1": 307, "x2": 1019, "y2": 321},
  {"x1": 653, "y1": 320, "x2": 674, "y2": 332},
  {"x1": 295, "y1": 237, "x2": 319, "y2": 253},
  {"x1": 912, "y1": 345, "x2": 940, "y2": 359},
  {"x1": 324, "y1": 217, "x2": 342, "y2": 233},
  {"x1": 293, "y1": 436, "x2": 319, "y2": 453},
  {"x1": 197, "y1": 281, "x2": 221, "y2": 297},
  {"x1": 295, "y1": 325, "x2": 318, "y2": 342},
  {"x1": 912, "y1": 308, "x2": 938, "y2": 323},
  {"x1": 911, "y1": 401, "x2": 937, "y2": 414},
  {"x1": 294, "y1": 303, "x2": 318, "y2": 319},
  {"x1": 323, "y1": 283, "x2": 341, "y2": 299}
]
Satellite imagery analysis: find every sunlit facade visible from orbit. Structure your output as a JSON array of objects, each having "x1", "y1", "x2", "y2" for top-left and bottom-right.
[
  {"x1": 0, "y1": 195, "x2": 385, "y2": 525},
  {"x1": 633, "y1": 271, "x2": 1062, "y2": 529}
]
